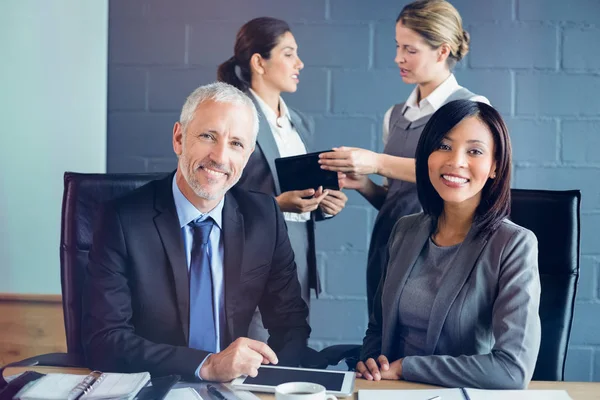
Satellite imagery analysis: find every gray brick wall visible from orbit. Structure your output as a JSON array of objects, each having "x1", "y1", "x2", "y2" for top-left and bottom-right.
[{"x1": 107, "y1": 0, "x2": 600, "y2": 381}]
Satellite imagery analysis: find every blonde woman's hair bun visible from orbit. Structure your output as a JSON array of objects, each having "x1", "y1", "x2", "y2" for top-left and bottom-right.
[
  {"x1": 397, "y1": 0, "x2": 469, "y2": 69},
  {"x1": 456, "y1": 30, "x2": 470, "y2": 61}
]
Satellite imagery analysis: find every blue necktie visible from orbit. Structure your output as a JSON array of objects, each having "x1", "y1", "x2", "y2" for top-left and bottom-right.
[{"x1": 188, "y1": 217, "x2": 217, "y2": 352}]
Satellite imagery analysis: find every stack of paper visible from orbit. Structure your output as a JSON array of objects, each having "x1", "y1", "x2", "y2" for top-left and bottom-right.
[
  {"x1": 359, "y1": 388, "x2": 572, "y2": 400},
  {"x1": 359, "y1": 389, "x2": 464, "y2": 400},
  {"x1": 466, "y1": 388, "x2": 572, "y2": 399}
]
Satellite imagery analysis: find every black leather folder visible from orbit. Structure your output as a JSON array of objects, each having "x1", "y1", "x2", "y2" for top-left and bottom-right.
[{"x1": 275, "y1": 151, "x2": 339, "y2": 193}]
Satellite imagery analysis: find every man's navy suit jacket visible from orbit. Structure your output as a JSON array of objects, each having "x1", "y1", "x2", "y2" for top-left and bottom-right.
[{"x1": 81, "y1": 173, "x2": 310, "y2": 378}]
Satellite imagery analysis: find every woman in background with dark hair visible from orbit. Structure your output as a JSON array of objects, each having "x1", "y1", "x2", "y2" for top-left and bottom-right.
[
  {"x1": 356, "y1": 100, "x2": 541, "y2": 389},
  {"x1": 318, "y1": 0, "x2": 489, "y2": 316},
  {"x1": 218, "y1": 17, "x2": 348, "y2": 341}
]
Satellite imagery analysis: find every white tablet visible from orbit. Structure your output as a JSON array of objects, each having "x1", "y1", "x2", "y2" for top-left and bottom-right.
[{"x1": 231, "y1": 365, "x2": 356, "y2": 397}]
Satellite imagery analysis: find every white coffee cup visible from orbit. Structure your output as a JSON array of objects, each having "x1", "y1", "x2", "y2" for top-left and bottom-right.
[{"x1": 275, "y1": 382, "x2": 337, "y2": 400}]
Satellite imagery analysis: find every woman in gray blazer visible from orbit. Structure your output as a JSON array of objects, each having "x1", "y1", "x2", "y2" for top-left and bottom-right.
[
  {"x1": 356, "y1": 100, "x2": 541, "y2": 389},
  {"x1": 217, "y1": 17, "x2": 348, "y2": 341}
]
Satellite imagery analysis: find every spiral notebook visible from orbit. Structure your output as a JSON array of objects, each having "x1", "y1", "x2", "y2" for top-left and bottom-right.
[{"x1": 14, "y1": 371, "x2": 150, "y2": 400}]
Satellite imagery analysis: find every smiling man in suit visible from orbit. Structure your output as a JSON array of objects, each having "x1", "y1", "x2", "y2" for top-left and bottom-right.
[{"x1": 81, "y1": 82, "x2": 310, "y2": 381}]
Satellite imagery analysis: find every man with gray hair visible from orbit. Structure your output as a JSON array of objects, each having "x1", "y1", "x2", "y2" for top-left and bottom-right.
[{"x1": 82, "y1": 82, "x2": 310, "y2": 381}]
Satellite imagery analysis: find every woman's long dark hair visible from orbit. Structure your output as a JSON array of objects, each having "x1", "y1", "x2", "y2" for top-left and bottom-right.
[
  {"x1": 415, "y1": 99, "x2": 513, "y2": 236},
  {"x1": 217, "y1": 17, "x2": 291, "y2": 92}
]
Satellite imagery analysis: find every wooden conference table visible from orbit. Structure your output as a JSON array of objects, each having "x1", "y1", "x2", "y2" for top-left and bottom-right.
[{"x1": 4, "y1": 367, "x2": 600, "y2": 399}]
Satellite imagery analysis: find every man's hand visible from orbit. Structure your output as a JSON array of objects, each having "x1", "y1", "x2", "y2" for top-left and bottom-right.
[
  {"x1": 199, "y1": 337, "x2": 278, "y2": 382},
  {"x1": 276, "y1": 187, "x2": 328, "y2": 213}
]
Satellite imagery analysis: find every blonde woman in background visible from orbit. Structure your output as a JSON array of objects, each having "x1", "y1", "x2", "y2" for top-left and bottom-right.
[{"x1": 319, "y1": 0, "x2": 490, "y2": 316}]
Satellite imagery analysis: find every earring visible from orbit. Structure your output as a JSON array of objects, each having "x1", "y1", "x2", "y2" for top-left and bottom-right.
[{"x1": 491, "y1": 173, "x2": 496, "y2": 179}]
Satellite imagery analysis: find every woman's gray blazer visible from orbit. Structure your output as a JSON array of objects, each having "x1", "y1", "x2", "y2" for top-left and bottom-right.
[
  {"x1": 361, "y1": 212, "x2": 541, "y2": 389},
  {"x1": 235, "y1": 91, "x2": 322, "y2": 294}
]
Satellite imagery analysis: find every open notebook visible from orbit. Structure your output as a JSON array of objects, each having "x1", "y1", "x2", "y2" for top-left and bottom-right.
[
  {"x1": 359, "y1": 388, "x2": 573, "y2": 400},
  {"x1": 15, "y1": 371, "x2": 150, "y2": 400}
]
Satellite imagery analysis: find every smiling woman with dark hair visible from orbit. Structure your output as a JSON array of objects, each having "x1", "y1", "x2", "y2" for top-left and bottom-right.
[
  {"x1": 415, "y1": 100, "x2": 513, "y2": 235},
  {"x1": 356, "y1": 100, "x2": 542, "y2": 389},
  {"x1": 217, "y1": 17, "x2": 348, "y2": 342}
]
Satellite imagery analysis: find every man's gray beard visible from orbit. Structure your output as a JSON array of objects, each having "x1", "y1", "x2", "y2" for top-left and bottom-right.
[{"x1": 184, "y1": 163, "x2": 241, "y2": 201}]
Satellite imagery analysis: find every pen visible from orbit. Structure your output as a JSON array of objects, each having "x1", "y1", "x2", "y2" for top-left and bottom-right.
[
  {"x1": 460, "y1": 387, "x2": 472, "y2": 400},
  {"x1": 207, "y1": 384, "x2": 228, "y2": 400},
  {"x1": 427, "y1": 396, "x2": 441, "y2": 400}
]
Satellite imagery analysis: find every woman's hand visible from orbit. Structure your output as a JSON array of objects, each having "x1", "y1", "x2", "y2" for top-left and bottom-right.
[
  {"x1": 276, "y1": 187, "x2": 328, "y2": 213},
  {"x1": 319, "y1": 189, "x2": 348, "y2": 216},
  {"x1": 356, "y1": 356, "x2": 403, "y2": 381},
  {"x1": 338, "y1": 172, "x2": 370, "y2": 191},
  {"x1": 319, "y1": 147, "x2": 380, "y2": 175}
]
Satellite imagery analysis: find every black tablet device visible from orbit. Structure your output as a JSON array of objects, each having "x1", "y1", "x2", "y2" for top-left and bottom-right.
[
  {"x1": 231, "y1": 365, "x2": 355, "y2": 396},
  {"x1": 274, "y1": 151, "x2": 339, "y2": 193}
]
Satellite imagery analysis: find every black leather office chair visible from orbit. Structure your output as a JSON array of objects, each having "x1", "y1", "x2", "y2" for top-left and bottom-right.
[
  {"x1": 316, "y1": 189, "x2": 581, "y2": 381},
  {"x1": 0, "y1": 172, "x2": 166, "y2": 389},
  {"x1": 60, "y1": 172, "x2": 167, "y2": 359},
  {"x1": 511, "y1": 189, "x2": 580, "y2": 381}
]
